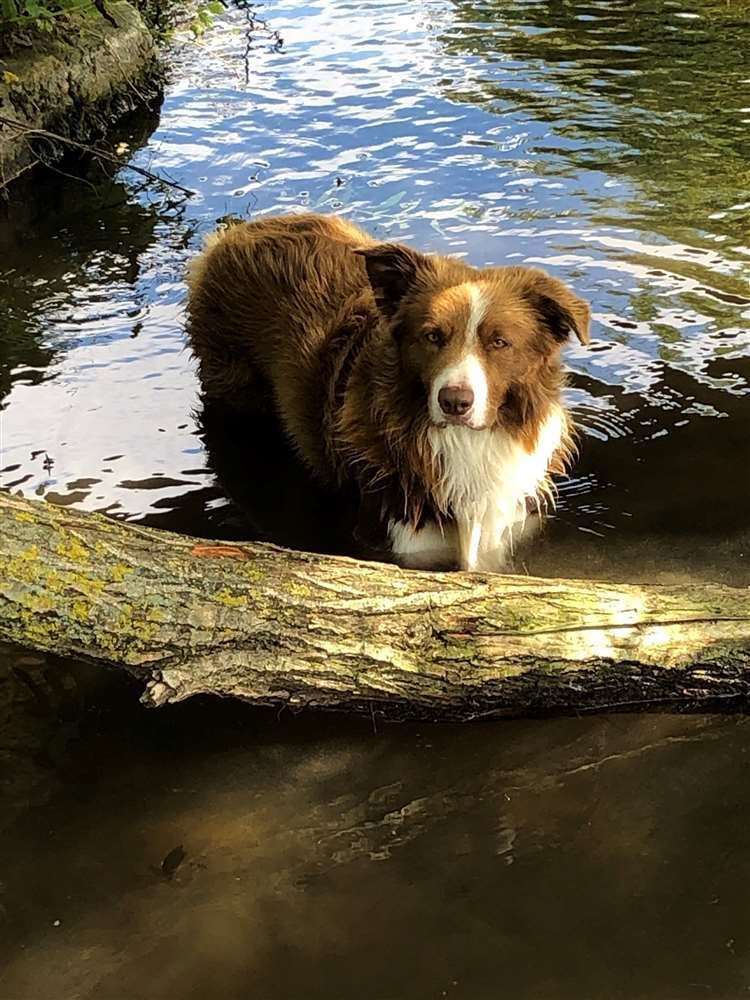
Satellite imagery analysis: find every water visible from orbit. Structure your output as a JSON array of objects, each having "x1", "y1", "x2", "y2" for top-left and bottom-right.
[
  {"x1": 2, "y1": 0, "x2": 749, "y2": 580},
  {"x1": 1, "y1": 1, "x2": 749, "y2": 995},
  {"x1": 2, "y1": 670, "x2": 750, "y2": 998}
]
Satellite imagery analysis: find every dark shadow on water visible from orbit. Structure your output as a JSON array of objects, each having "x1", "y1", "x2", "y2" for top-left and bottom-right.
[
  {"x1": 190, "y1": 397, "x2": 362, "y2": 557},
  {"x1": 523, "y1": 363, "x2": 750, "y2": 587},
  {"x1": 138, "y1": 396, "x2": 396, "y2": 563}
]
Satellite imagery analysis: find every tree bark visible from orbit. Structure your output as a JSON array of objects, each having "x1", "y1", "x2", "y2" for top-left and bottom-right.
[{"x1": 1, "y1": 491, "x2": 749, "y2": 719}]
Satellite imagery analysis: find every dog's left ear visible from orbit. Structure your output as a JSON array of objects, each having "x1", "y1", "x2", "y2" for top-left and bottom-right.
[
  {"x1": 519, "y1": 270, "x2": 591, "y2": 346},
  {"x1": 354, "y1": 243, "x2": 436, "y2": 318}
]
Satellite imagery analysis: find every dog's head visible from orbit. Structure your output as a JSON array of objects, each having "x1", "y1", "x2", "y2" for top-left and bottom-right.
[{"x1": 355, "y1": 243, "x2": 590, "y2": 432}]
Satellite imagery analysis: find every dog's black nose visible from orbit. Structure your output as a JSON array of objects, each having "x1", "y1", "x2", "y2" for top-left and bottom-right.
[{"x1": 438, "y1": 385, "x2": 474, "y2": 417}]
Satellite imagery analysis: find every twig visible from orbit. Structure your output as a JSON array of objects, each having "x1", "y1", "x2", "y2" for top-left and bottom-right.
[
  {"x1": 235, "y1": 1, "x2": 284, "y2": 84},
  {"x1": 0, "y1": 114, "x2": 194, "y2": 197}
]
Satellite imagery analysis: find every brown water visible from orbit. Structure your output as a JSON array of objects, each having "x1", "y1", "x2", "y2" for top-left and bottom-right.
[
  {"x1": 1, "y1": 1, "x2": 750, "y2": 995},
  {"x1": 2, "y1": 665, "x2": 750, "y2": 999}
]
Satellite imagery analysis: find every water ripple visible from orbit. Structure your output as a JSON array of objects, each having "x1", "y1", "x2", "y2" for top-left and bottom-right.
[{"x1": 0, "y1": 0, "x2": 748, "y2": 567}]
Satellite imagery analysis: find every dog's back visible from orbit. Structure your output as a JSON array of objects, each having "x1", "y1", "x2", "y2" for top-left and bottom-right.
[{"x1": 187, "y1": 214, "x2": 375, "y2": 468}]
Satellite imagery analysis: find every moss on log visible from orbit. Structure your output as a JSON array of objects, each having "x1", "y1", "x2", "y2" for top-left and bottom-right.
[
  {"x1": 1, "y1": 491, "x2": 749, "y2": 719},
  {"x1": 0, "y1": 1, "x2": 159, "y2": 187}
]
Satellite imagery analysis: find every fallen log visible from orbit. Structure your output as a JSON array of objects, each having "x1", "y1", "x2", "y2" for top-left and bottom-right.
[{"x1": 1, "y1": 491, "x2": 749, "y2": 719}]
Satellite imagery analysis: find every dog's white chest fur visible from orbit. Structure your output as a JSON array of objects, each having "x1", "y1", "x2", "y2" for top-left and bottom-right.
[{"x1": 388, "y1": 407, "x2": 565, "y2": 572}]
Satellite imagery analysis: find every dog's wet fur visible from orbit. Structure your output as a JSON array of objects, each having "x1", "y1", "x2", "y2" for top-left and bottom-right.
[{"x1": 186, "y1": 213, "x2": 590, "y2": 570}]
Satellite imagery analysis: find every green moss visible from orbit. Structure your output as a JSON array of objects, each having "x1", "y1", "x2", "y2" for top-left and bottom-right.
[
  {"x1": 81, "y1": 577, "x2": 105, "y2": 599},
  {"x1": 72, "y1": 600, "x2": 89, "y2": 621},
  {"x1": 110, "y1": 562, "x2": 131, "y2": 582},
  {"x1": 115, "y1": 603, "x2": 134, "y2": 624},
  {"x1": 14, "y1": 591, "x2": 54, "y2": 614},
  {"x1": 5, "y1": 546, "x2": 41, "y2": 584},
  {"x1": 112, "y1": 605, "x2": 159, "y2": 644},
  {"x1": 16, "y1": 607, "x2": 58, "y2": 647},
  {"x1": 497, "y1": 608, "x2": 535, "y2": 631},
  {"x1": 440, "y1": 638, "x2": 479, "y2": 662},
  {"x1": 56, "y1": 535, "x2": 89, "y2": 563},
  {"x1": 236, "y1": 562, "x2": 265, "y2": 583},
  {"x1": 215, "y1": 588, "x2": 246, "y2": 608}
]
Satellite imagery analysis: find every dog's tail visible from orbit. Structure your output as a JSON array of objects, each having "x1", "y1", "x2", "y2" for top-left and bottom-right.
[{"x1": 185, "y1": 228, "x2": 233, "y2": 290}]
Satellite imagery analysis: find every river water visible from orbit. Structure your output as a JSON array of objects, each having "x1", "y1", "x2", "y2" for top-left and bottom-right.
[{"x1": 1, "y1": 1, "x2": 749, "y2": 996}]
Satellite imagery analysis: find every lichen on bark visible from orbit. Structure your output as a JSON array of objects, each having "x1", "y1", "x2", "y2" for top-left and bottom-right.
[{"x1": 1, "y1": 491, "x2": 749, "y2": 719}]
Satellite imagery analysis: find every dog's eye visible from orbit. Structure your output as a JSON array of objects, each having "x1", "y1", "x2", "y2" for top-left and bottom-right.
[
  {"x1": 489, "y1": 335, "x2": 510, "y2": 350},
  {"x1": 425, "y1": 328, "x2": 444, "y2": 345}
]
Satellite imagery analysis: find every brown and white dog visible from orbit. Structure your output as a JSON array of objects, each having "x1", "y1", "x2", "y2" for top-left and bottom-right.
[{"x1": 186, "y1": 213, "x2": 590, "y2": 571}]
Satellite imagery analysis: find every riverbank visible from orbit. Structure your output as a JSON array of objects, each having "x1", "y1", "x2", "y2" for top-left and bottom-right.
[{"x1": 0, "y1": 1, "x2": 162, "y2": 187}]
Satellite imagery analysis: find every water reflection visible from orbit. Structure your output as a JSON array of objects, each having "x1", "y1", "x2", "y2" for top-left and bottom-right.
[
  {"x1": 445, "y1": 0, "x2": 750, "y2": 242},
  {"x1": 0, "y1": 108, "x2": 163, "y2": 398},
  {"x1": 0, "y1": 0, "x2": 747, "y2": 578}
]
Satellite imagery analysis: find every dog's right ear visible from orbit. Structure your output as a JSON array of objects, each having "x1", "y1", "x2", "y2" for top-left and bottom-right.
[{"x1": 354, "y1": 243, "x2": 436, "y2": 318}]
